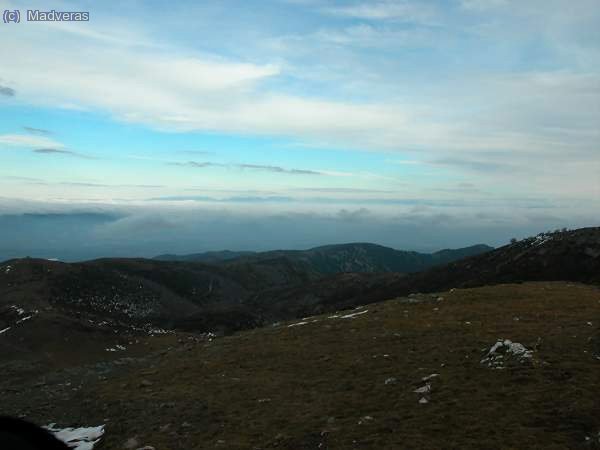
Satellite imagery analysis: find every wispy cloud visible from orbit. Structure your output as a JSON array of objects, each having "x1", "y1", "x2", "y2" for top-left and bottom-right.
[
  {"x1": 33, "y1": 148, "x2": 95, "y2": 159},
  {"x1": 429, "y1": 157, "x2": 516, "y2": 173},
  {"x1": 171, "y1": 161, "x2": 323, "y2": 175},
  {"x1": 291, "y1": 187, "x2": 397, "y2": 194},
  {"x1": 322, "y1": 1, "x2": 438, "y2": 24},
  {"x1": 238, "y1": 163, "x2": 322, "y2": 175},
  {"x1": 178, "y1": 150, "x2": 214, "y2": 156},
  {"x1": 57, "y1": 181, "x2": 164, "y2": 188},
  {"x1": 10, "y1": 178, "x2": 165, "y2": 188},
  {"x1": 0, "y1": 175, "x2": 45, "y2": 182},
  {"x1": 0, "y1": 85, "x2": 15, "y2": 97},
  {"x1": 0, "y1": 134, "x2": 63, "y2": 149},
  {"x1": 430, "y1": 182, "x2": 482, "y2": 194},
  {"x1": 23, "y1": 126, "x2": 52, "y2": 135},
  {"x1": 459, "y1": 0, "x2": 508, "y2": 11},
  {"x1": 171, "y1": 161, "x2": 223, "y2": 168},
  {"x1": 0, "y1": 133, "x2": 96, "y2": 159}
]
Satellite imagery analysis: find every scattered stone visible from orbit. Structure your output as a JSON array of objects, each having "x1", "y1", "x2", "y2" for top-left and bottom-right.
[
  {"x1": 139, "y1": 379, "x2": 153, "y2": 387},
  {"x1": 384, "y1": 377, "x2": 397, "y2": 385},
  {"x1": 358, "y1": 415, "x2": 374, "y2": 425},
  {"x1": 159, "y1": 402, "x2": 175, "y2": 409}
]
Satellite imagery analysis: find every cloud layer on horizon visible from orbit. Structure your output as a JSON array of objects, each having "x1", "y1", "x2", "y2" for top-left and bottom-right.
[{"x1": 0, "y1": 198, "x2": 594, "y2": 262}]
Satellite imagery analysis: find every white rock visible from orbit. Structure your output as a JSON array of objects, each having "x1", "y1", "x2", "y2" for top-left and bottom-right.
[
  {"x1": 44, "y1": 424, "x2": 105, "y2": 450},
  {"x1": 413, "y1": 383, "x2": 431, "y2": 394}
]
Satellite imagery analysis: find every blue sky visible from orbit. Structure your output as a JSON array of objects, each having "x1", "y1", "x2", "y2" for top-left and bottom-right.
[{"x1": 0, "y1": 0, "x2": 599, "y2": 258}]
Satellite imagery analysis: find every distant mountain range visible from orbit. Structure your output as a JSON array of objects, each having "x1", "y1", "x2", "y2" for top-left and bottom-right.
[
  {"x1": 2, "y1": 228, "x2": 599, "y2": 340},
  {"x1": 154, "y1": 242, "x2": 494, "y2": 275}
]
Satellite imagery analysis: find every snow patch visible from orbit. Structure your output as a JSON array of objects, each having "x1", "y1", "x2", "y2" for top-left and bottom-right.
[
  {"x1": 339, "y1": 310, "x2": 369, "y2": 319},
  {"x1": 523, "y1": 231, "x2": 557, "y2": 248},
  {"x1": 288, "y1": 320, "x2": 318, "y2": 328},
  {"x1": 0, "y1": 327, "x2": 11, "y2": 335},
  {"x1": 422, "y1": 373, "x2": 439, "y2": 382},
  {"x1": 10, "y1": 305, "x2": 25, "y2": 315},
  {"x1": 44, "y1": 424, "x2": 105, "y2": 450},
  {"x1": 105, "y1": 344, "x2": 126, "y2": 352}
]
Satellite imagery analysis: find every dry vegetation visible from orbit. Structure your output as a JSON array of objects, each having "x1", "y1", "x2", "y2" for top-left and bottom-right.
[{"x1": 2, "y1": 282, "x2": 599, "y2": 449}]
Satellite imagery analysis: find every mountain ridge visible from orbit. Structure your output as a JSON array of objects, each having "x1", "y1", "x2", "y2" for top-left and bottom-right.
[
  {"x1": 154, "y1": 242, "x2": 494, "y2": 275},
  {"x1": 2, "y1": 227, "x2": 599, "y2": 336}
]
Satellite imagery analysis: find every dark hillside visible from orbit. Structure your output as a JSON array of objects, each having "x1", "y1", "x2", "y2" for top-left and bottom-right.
[
  {"x1": 251, "y1": 227, "x2": 600, "y2": 319},
  {"x1": 2, "y1": 227, "x2": 599, "y2": 335}
]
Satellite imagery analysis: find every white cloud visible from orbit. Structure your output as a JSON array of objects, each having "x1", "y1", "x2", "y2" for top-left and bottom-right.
[
  {"x1": 0, "y1": 0, "x2": 598, "y2": 203},
  {"x1": 459, "y1": 0, "x2": 508, "y2": 11},
  {"x1": 310, "y1": 24, "x2": 436, "y2": 48},
  {"x1": 322, "y1": 1, "x2": 438, "y2": 24},
  {"x1": 0, "y1": 5, "x2": 597, "y2": 159},
  {"x1": 0, "y1": 134, "x2": 64, "y2": 149}
]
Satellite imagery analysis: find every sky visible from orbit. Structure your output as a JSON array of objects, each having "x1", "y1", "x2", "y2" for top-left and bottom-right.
[{"x1": 0, "y1": 0, "x2": 599, "y2": 260}]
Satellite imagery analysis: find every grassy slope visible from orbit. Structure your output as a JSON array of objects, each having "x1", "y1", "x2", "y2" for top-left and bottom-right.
[{"x1": 4, "y1": 282, "x2": 599, "y2": 449}]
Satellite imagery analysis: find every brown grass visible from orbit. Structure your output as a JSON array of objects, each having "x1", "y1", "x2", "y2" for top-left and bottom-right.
[{"x1": 5, "y1": 282, "x2": 600, "y2": 449}]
